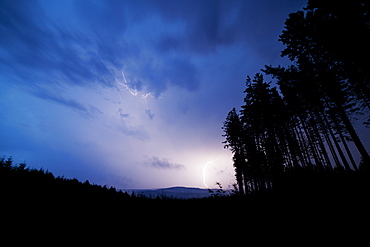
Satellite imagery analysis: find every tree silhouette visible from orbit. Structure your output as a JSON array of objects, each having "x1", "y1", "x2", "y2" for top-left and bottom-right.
[
  {"x1": 223, "y1": 1, "x2": 369, "y2": 195},
  {"x1": 224, "y1": 74, "x2": 308, "y2": 193},
  {"x1": 240, "y1": 74, "x2": 283, "y2": 192},
  {"x1": 274, "y1": 0, "x2": 370, "y2": 166},
  {"x1": 222, "y1": 108, "x2": 246, "y2": 195}
]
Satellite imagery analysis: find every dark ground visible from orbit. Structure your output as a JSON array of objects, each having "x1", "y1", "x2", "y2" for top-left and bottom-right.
[{"x1": 1, "y1": 159, "x2": 368, "y2": 243}]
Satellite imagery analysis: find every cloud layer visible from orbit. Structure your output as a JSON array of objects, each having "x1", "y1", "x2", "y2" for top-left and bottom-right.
[
  {"x1": 0, "y1": 0, "x2": 305, "y2": 96},
  {"x1": 145, "y1": 156, "x2": 185, "y2": 170},
  {"x1": 0, "y1": 0, "x2": 309, "y2": 189}
]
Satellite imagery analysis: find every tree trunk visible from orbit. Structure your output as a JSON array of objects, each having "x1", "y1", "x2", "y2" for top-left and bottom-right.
[
  {"x1": 300, "y1": 115, "x2": 321, "y2": 165},
  {"x1": 332, "y1": 117, "x2": 359, "y2": 171},
  {"x1": 318, "y1": 113, "x2": 340, "y2": 169},
  {"x1": 322, "y1": 111, "x2": 349, "y2": 170},
  {"x1": 309, "y1": 116, "x2": 327, "y2": 166},
  {"x1": 293, "y1": 122, "x2": 310, "y2": 167},
  {"x1": 312, "y1": 113, "x2": 332, "y2": 168},
  {"x1": 242, "y1": 169, "x2": 249, "y2": 195},
  {"x1": 335, "y1": 102, "x2": 370, "y2": 167},
  {"x1": 235, "y1": 166, "x2": 245, "y2": 196}
]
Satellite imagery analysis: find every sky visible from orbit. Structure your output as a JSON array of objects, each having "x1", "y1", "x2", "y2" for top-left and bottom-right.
[{"x1": 0, "y1": 0, "x2": 314, "y2": 189}]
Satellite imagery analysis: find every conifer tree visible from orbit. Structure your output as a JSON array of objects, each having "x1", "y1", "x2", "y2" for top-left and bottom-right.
[{"x1": 267, "y1": 0, "x2": 370, "y2": 167}]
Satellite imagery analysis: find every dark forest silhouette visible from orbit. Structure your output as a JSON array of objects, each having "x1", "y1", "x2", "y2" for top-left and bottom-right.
[
  {"x1": 1, "y1": 0, "x2": 369, "y2": 238},
  {"x1": 223, "y1": 0, "x2": 369, "y2": 196}
]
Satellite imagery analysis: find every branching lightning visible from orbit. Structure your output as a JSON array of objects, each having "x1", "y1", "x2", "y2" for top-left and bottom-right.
[
  {"x1": 116, "y1": 70, "x2": 154, "y2": 102},
  {"x1": 116, "y1": 71, "x2": 138, "y2": 96},
  {"x1": 114, "y1": 69, "x2": 155, "y2": 106},
  {"x1": 113, "y1": 69, "x2": 158, "y2": 120}
]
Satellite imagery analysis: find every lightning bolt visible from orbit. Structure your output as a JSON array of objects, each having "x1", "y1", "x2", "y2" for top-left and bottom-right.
[
  {"x1": 141, "y1": 92, "x2": 154, "y2": 105},
  {"x1": 116, "y1": 71, "x2": 138, "y2": 96},
  {"x1": 113, "y1": 69, "x2": 160, "y2": 120},
  {"x1": 203, "y1": 159, "x2": 218, "y2": 188},
  {"x1": 115, "y1": 70, "x2": 157, "y2": 102}
]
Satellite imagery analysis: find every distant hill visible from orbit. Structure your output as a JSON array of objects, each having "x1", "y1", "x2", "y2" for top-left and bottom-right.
[{"x1": 122, "y1": 186, "x2": 213, "y2": 199}]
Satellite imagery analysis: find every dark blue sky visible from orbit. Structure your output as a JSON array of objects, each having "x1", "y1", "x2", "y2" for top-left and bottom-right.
[{"x1": 0, "y1": 0, "x2": 314, "y2": 189}]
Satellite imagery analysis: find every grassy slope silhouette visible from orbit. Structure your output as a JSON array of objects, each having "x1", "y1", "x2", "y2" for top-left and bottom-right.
[{"x1": 1, "y1": 156, "x2": 367, "y2": 239}]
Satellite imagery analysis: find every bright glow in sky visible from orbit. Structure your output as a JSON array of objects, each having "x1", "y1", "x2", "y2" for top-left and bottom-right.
[{"x1": 0, "y1": 0, "x2": 310, "y2": 189}]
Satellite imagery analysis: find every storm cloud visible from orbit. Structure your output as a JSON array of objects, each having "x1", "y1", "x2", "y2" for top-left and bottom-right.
[
  {"x1": 0, "y1": 0, "x2": 310, "y2": 189},
  {"x1": 0, "y1": 0, "x2": 304, "y2": 98}
]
